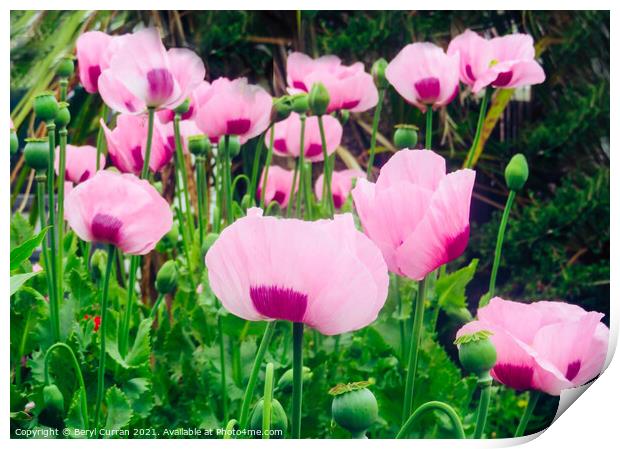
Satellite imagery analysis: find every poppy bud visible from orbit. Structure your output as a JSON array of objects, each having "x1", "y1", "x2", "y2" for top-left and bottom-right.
[
  {"x1": 155, "y1": 260, "x2": 178, "y2": 294},
  {"x1": 371, "y1": 58, "x2": 389, "y2": 90},
  {"x1": 10, "y1": 129, "x2": 19, "y2": 155},
  {"x1": 393, "y1": 124, "x2": 418, "y2": 149},
  {"x1": 276, "y1": 366, "x2": 312, "y2": 392},
  {"x1": 57, "y1": 56, "x2": 75, "y2": 78},
  {"x1": 24, "y1": 138, "x2": 49, "y2": 172},
  {"x1": 188, "y1": 135, "x2": 210, "y2": 156},
  {"x1": 330, "y1": 382, "x2": 378, "y2": 438},
  {"x1": 309, "y1": 82, "x2": 330, "y2": 116},
  {"x1": 455, "y1": 330, "x2": 497, "y2": 377},
  {"x1": 249, "y1": 398, "x2": 288, "y2": 438},
  {"x1": 272, "y1": 96, "x2": 293, "y2": 122},
  {"x1": 164, "y1": 222, "x2": 179, "y2": 246},
  {"x1": 291, "y1": 94, "x2": 309, "y2": 114},
  {"x1": 43, "y1": 384, "x2": 64, "y2": 412},
  {"x1": 338, "y1": 109, "x2": 350, "y2": 126},
  {"x1": 55, "y1": 102, "x2": 71, "y2": 128},
  {"x1": 219, "y1": 135, "x2": 241, "y2": 158},
  {"x1": 90, "y1": 249, "x2": 108, "y2": 282},
  {"x1": 34, "y1": 92, "x2": 59, "y2": 123},
  {"x1": 174, "y1": 98, "x2": 191, "y2": 115},
  {"x1": 241, "y1": 193, "x2": 252, "y2": 210},
  {"x1": 504, "y1": 153, "x2": 529, "y2": 191}
]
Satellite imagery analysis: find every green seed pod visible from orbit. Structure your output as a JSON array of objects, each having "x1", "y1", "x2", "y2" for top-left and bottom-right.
[
  {"x1": 338, "y1": 109, "x2": 350, "y2": 126},
  {"x1": 10, "y1": 130, "x2": 19, "y2": 155},
  {"x1": 393, "y1": 124, "x2": 419, "y2": 149},
  {"x1": 43, "y1": 384, "x2": 64, "y2": 412},
  {"x1": 155, "y1": 260, "x2": 178, "y2": 294},
  {"x1": 249, "y1": 398, "x2": 288, "y2": 438},
  {"x1": 57, "y1": 56, "x2": 75, "y2": 78},
  {"x1": 90, "y1": 248, "x2": 108, "y2": 282},
  {"x1": 330, "y1": 383, "x2": 378, "y2": 437},
  {"x1": 371, "y1": 58, "x2": 389, "y2": 90},
  {"x1": 308, "y1": 82, "x2": 330, "y2": 116},
  {"x1": 455, "y1": 330, "x2": 497, "y2": 376},
  {"x1": 188, "y1": 135, "x2": 210, "y2": 156},
  {"x1": 276, "y1": 366, "x2": 312, "y2": 392},
  {"x1": 55, "y1": 102, "x2": 71, "y2": 128},
  {"x1": 504, "y1": 153, "x2": 529, "y2": 191},
  {"x1": 23, "y1": 138, "x2": 49, "y2": 172},
  {"x1": 272, "y1": 96, "x2": 294, "y2": 122},
  {"x1": 219, "y1": 135, "x2": 241, "y2": 158},
  {"x1": 174, "y1": 98, "x2": 191, "y2": 115},
  {"x1": 290, "y1": 93, "x2": 309, "y2": 114},
  {"x1": 34, "y1": 92, "x2": 59, "y2": 123}
]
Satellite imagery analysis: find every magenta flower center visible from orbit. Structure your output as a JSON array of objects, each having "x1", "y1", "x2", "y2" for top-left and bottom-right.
[
  {"x1": 493, "y1": 71, "x2": 513, "y2": 87},
  {"x1": 305, "y1": 143, "x2": 323, "y2": 158},
  {"x1": 272, "y1": 191, "x2": 286, "y2": 205},
  {"x1": 492, "y1": 363, "x2": 534, "y2": 391},
  {"x1": 333, "y1": 193, "x2": 344, "y2": 209},
  {"x1": 130, "y1": 146, "x2": 145, "y2": 173},
  {"x1": 146, "y1": 68, "x2": 174, "y2": 105},
  {"x1": 88, "y1": 65, "x2": 102, "y2": 91},
  {"x1": 274, "y1": 138, "x2": 288, "y2": 154},
  {"x1": 414, "y1": 77, "x2": 441, "y2": 104},
  {"x1": 565, "y1": 360, "x2": 581, "y2": 382},
  {"x1": 250, "y1": 285, "x2": 308, "y2": 322},
  {"x1": 292, "y1": 80, "x2": 308, "y2": 91},
  {"x1": 445, "y1": 226, "x2": 470, "y2": 261},
  {"x1": 341, "y1": 99, "x2": 360, "y2": 110},
  {"x1": 226, "y1": 118, "x2": 251, "y2": 136},
  {"x1": 78, "y1": 170, "x2": 91, "y2": 183},
  {"x1": 91, "y1": 213, "x2": 123, "y2": 245},
  {"x1": 465, "y1": 64, "x2": 476, "y2": 82}
]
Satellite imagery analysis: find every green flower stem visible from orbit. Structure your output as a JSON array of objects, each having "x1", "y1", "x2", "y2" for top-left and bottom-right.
[
  {"x1": 393, "y1": 275, "x2": 406, "y2": 361},
  {"x1": 223, "y1": 135, "x2": 234, "y2": 225},
  {"x1": 402, "y1": 275, "x2": 428, "y2": 423},
  {"x1": 173, "y1": 113, "x2": 195, "y2": 240},
  {"x1": 249, "y1": 129, "x2": 266, "y2": 206},
  {"x1": 262, "y1": 362, "x2": 275, "y2": 439},
  {"x1": 149, "y1": 292, "x2": 166, "y2": 320},
  {"x1": 44, "y1": 342, "x2": 89, "y2": 430},
  {"x1": 366, "y1": 88, "x2": 386, "y2": 180},
  {"x1": 95, "y1": 104, "x2": 108, "y2": 171},
  {"x1": 396, "y1": 400, "x2": 465, "y2": 439},
  {"x1": 425, "y1": 107, "x2": 433, "y2": 149},
  {"x1": 59, "y1": 79, "x2": 68, "y2": 102},
  {"x1": 93, "y1": 244, "x2": 115, "y2": 430},
  {"x1": 514, "y1": 390, "x2": 541, "y2": 438},
  {"x1": 487, "y1": 189, "x2": 516, "y2": 301},
  {"x1": 224, "y1": 419, "x2": 238, "y2": 439},
  {"x1": 303, "y1": 161, "x2": 314, "y2": 220},
  {"x1": 45, "y1": 121, "x2": 59, "y2": 342},
  {"x1": 295, "y1": 114, "x2": 307, "y2": 217},
  {"x1": 292, "y1": 322, "x2": 304, "y2": 439},
  {"x1": 140, "y1": 107, "x2": 156, "y2": 178},
  {"x1": 260, "y1": 125, "x2": 275, "y2": 208},
  {"x1": 15, "y1": 308, "x2": 32, "y2": 386},
  {"x1": 317, "y1": 115, "x2": 334, "y2": 216},
  {"x1": 56, "y1": 126, "x2": 67, "y2": 313},
  {"x1": 214, "y1": 143, "x2": 223, "y2": 232},
  {"x1": 173, "y1": 206, "x2": 196, "y2": 292},
  {"x1": 287, "y1": 161, "x2": 300, "y2": 218},
  {"x1": 239, "y1": 321, "x2": 277, "y2": 429},
  {"x1": 196, "y1": 155, "x2": 207, "y2": 246},
  {"x1": 473, "y1": 376, "x2": 493, "y2": 438},
  {"x1": 218, "y1": 315, "x2": 229, "y2": 422},
  {"x1": 36, "y1": 174, "x2": 59, "y2": 341},
  {"x1": 463, "y1": 88, "x2": 492, "y2": 169}
]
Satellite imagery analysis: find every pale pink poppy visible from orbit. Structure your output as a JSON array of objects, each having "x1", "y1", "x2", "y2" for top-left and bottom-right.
[
  {"x1": 76, "y1": 31, "x2": 116, "y2": 94},
  {"x1": 99, "y1": 28, "x2": 205, "y2": 113},
  {"x1": 65, "y1": 170, "x2": 172, "y2": 255},
  {"x1": 102, "y1": 114, "x2": 171, "y2": 174},
  {"x1": 315, "y1": 169, "x2": 365, "y2": 209},
  {"x1": 447, "y1": 30, "x2": 545, "y2": 93},
  {"x1": 157, "y1": 80, "x2": 211, "y2": 124},
  {"x1": 286, "y1": 52, "x2": 378, "y2": 113},
  {"x1": 54, "y1": 145, "x2": 105, "y2": 184},
  {"x1": 352, "y1": 149, "x2": 475, "y2": 280},
  {"x1": 256, "y1": 166, "x2": 297, "y2": 207},
  {"x1": 385, "y1": 43, "x2": 460, "y2": 111},
  {"x1": 456, "y1": 297, "x2": 609, "y2": 395},
  {"x1": 194, "y1": 77, "x2": 272, "y2": 144},
  {"x1": 266, "y1": 112, "x2": 342, "y2": 162},
  {"x1": 205, "y1": 208, "x2": 389, "y2": 335}
]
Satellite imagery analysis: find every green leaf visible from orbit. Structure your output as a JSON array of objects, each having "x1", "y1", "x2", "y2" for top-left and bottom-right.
[
  {"x1": 106, "y1": 318, "x2": 152, "y2": 369},
  {"x1": 123, "y1": 378, "x2": 154, "y2": 420},
  {"x1": 64, "y1": 391, "x2": 86, "y2": 437},
  {"x1": 10, "y1": 272, "x2": 40, "y2": 296},
  {"x1": 10, "y1": 212, "x2": 34, "y2": 250},
  {"x1": 435, "y1": 259, "x2": 479, "y2": 313},
  {"x1": 104, "y1": 386, "x2": 132, "y2": 432},
  {"x1": 10, "y1": 226, "x2": 50, "y2": 270}
]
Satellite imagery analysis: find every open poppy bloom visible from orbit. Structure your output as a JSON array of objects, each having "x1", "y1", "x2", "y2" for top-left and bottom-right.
[
  {"x1": 102, "y1": 114, "x2": 171, "y2": 174},
  {"x1": 286, "y1": 52, "x2": 378, "y2": 113},
  {"x1": 205, "y1": 208, "x2": 389, "y2": 335},
  {"x1": 315, "y1": 168, "x2": 364, "y2": 208},
  {"x1": 76, "y1": 31, "x2": 126, "y2": 94},
  {"x1": 98, "y1": 28, "x2": 205, "y2": 114},
  {"x1": 352, "y1": 149, "x2": 475, "y2": 280},
  {"x1": 156, "y1": 119, "x2": 203, "y2": 155},
  {"x1": 194, "y1": 77, "x2": 272, "y2": 144},
  {"x1": 256, "y1": 166, "x2": 297, "y2": 208},
  {"x1": 157, "y1": 80, "x2": 211, "y2": 124},
  {"x1": 55, "y1": 145, "x2": 106, "y2": 184},
  {"x1": 447, "y1": 30, "x2": 545, "y2": 93},
  {"x1": 385, "y1": 42, "x2": 460, "y2": 111},
  {"x1": 456, "y1": 297, "x2": 609, "y2": 395},
  {"x1": 266, "y1": 112, "x2": 342, "y2": 162},
  {"x1": 65, "y1": 170, "x2": 172, "y2": 255}
]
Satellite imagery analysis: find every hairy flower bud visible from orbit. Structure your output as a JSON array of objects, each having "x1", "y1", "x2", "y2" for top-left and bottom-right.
[
  {"x1": 249, "y1": 398, "x2": 288, "y2": 438},
  {"x1": 393, "y1": 124, "x2": 418, "y2": 149},
  {"x1": 34, "y1": 92, "x2": 59, "y2": 123},
  {"x1": 24, "y1": 138, "x2": 49, "y2": 172},
  {"x1": 371, "y1": 58, "x2": 389, "y2": 90},
  {"x1": 309, "y1": 82, "x2": 330, "y2": 116},
  {"x1": 155, "y1": 260, "x2": 178, "y2": 294},
  {"x1": 504, "y1": 153, "x2": 529, "y2": 191},
  {"x1": 330, "y1": 382, "x2": 378, "y2": 438}
]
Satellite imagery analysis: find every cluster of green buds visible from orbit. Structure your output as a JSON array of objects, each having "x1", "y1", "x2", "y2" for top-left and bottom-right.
[
  {"x1": 504, "y1": 153, "x2": 529, "y2": 191},
  {"x1": 393, "y1": 124, "x2": 419, "y2": 150},
  {"x1": 455, "y1": 330, "x2": 497, "y2": 381},
  {"x1": 155, "y1": 260, "x2": 179, "y2": 295},
  {"x1": 329, "y1": 380, "x2": 378, "y2": 439}
]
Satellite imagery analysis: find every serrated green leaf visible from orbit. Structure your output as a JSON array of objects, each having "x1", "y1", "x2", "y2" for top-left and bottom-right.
[
  {"x1": 10, "y1": 272, "x2": 41, "y2": 296},
  {"x1": 106, "y1": 318, "x2": 152, "y2": 369},
  {"x1": 436, "y1": 259, "x2": 479, "y2": 313},
  {"x1": 10, "y1": 226, "x2": 50, "y2": 270},
  {"x1": 68, "y1": 267, "x2": 97, "y2": 309},
  {"x1": 104, "y1": 386, "x2": 132, "y2": 431},
  {"x1": 10, "y1": 212, "x2": 34, "y2": 250},
  {"x1": 123, "y1": 378, "x2": 154, "y2": 419},
  {"x1": 64, "y1": 391, "x2": 86, "y2": 437}
]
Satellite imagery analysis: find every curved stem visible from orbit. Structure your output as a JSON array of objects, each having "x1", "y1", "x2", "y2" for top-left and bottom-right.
[
  {"x1": 463, "y1": 88, "x2": 492, "y2": 169},
  {"x1": 140, "y1": 107, "x2": 155, "y2": 178},
  {"x1": 292, "y1": 322, "x2": 304, "y2": 438},
  {"x1": 514, "y1": 391, "x2": 540, "y2": 438},
  {"x1": 425, "y1": 107, "x2": 433, "y2": 149},
  {"x1": 239, "y1": 321, "x2": 277, "y2": 429},
  {"x1": 149, "y1": 292, "x2": 166, "y2": 320},
  {"x1": 249, "y1": 131, "x2": 265, "y2": 206},
  {"x1": 46, "y1": 122, "x2": 59, "y2": 341},
  {"x1": 93, "y1": 244, "x2": 115, "y2": 430},
  {"x1": 262, "y1": 362, "x2": 274, "y2": 439},
  {"x1": 44, "y1": 342, "x2": 89, "y2": 429},
  {"x1": 173, "y1": 113, "x2": 195, "y2": 240},
  {"x1": 487, "y1": 190, "x2": 516, "y2": 302},
  {"x1": 396, "y1": 400, "x2": 465, "y2": 439},
  {"x1": 224, "y1": 419, "x2": 238, "y2": 439},
  {"x1": 317, "y1": 115, "x2": 334, "y2": 216},
  {"x1": 366, "y1": 88, "x2": 385, "y2": 180},
  {"x1": 95, "y1": 104, "x2": 108, "y2": 171},
  {"x1": 218, "y1": 315, "x2": 229, "y2": 422},
  {"x1": 260, "y1": 125, "x2": 275, "y2": 208},
  {"x1": 56, "y1": 127, "x2": 67, "y2": 314},
  {"x1": 473, "y1": 377, "x2": 493, "y2": 438},
  {"x1": 402, "y1": 275, "x2": 428, "y2": 423}
]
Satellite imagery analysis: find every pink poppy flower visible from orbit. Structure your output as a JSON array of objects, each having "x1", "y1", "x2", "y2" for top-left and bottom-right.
[
  {"x1": 102, "y1": 114, "x2": 172, "y2": 174},
  {"x1": 157, "y1": 80, "x2": 211, "y2": 124},
  {"x1": 54, "y1": 145, "x2": 105, "y2": 184},
  {"x1": 286, "y1": 52, "x2": 378, "y2": 113},
  {"x1": 65, "y1": 170, "x2": 172, "y2": 255},
  {"x1": 447, "y1": 30, "x2": 545, "y2": 93},
  {"x1": 195, "y1": 77, "x2": 272, "y2": 145},
  {"x1": 256, "y1": 166, "x2": 297, "y2": 207},
  {"x1": 352, "y1": 149, "x2": 475, "y2": 280},
  {"x1": 156, "y1": 119, "x2": 203, "y2": 155},
  {"x1": 456, "y1": 298, "x2": 609, "y2": 395},
  {"x1": 315, "y1": 168, "x2": 365, "y2": 209},
  {"x1": 266, "y1": 112, "x2": 342, "y2": 162},
  {"x1": 205, "y1": 208, "x2": 389, "y2": 335},
  {"x1": 98, "y1": 28, "x2": 205, "y2": 113},
  {"x1": 385, "y1": 43, "x2": 460, "y2": 111},
  {"x1": 76, "y1": 31, "x2": 120, "y2": 94}
]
